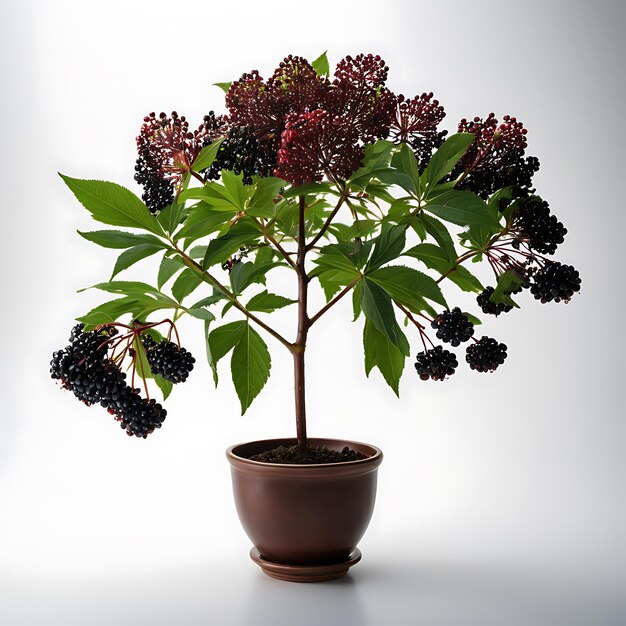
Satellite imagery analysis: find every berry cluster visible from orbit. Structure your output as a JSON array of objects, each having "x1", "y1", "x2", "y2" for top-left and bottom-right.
[
  {"x1": 50, "y1": 324, "x2": 167, "y2": 438},
  {"x1": 513, "y1": 196, "x2": 567, "y2": 255},
  {"x1": 414, "y1": 346, "x2": 458, "y2": 381},
  {"x1": 476, "y1": 286, "x2": 514, "y2": 316},
  {"x1": 530, "y1": 261, "x2": 581, "y2": 303},
  {"x1": 453, "y1": 114, "x2": 539, "y2": 199},
  {"x1": 221, "y1": 246, "x2": 250, "y2": 271},
  {"x1": 430, "y1": 307, "x2": 475, "y2": 346},
  {"x1": 465, "y1": 337, "x2": 508, "y2": 373},
  {"x1": 142, "y1": 335, "x2": 195, "y2": 384}
]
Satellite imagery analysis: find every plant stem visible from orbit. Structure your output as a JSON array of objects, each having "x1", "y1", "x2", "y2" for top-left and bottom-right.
[
  {"x1": 294, "y1": 195, "x2": 309, "y2": 456},
  {"x1": 306, "y1": 193, "x2": 346, "y2": 251},
  {"x1": 309, "y1": 276, "x2": 362, "y2": 326},
  {"x1": 170, "y1": 241, "x2": 294, "y2": 351}
]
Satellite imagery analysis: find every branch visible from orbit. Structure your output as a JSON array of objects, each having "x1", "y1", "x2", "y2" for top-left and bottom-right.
[
  {"x1": 254, "y1": 218, "x2": 298, "y2": 270},
  {"x1": 306, "y1": 193, "x2": 347, "y2": 251},
  {"x1": 170, "y1": 242, "x2": 294, "y2": 351},
  {"x1": 309, "y1": 275, "x2": 362, "y2": 326}
]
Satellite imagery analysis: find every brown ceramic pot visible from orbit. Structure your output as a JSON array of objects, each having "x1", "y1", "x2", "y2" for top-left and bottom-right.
[{"x1": 226, "y1": 437, "x2": 383, "y2": 582}]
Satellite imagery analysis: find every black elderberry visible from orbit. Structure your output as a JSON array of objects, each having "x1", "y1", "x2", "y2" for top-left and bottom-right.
[
  {"x1": 141, "y1": 335, "x2": 195, "y2": 384},
  {"x1": 530, "y1": 261, "x2": 581, "y2": 303},
  {"x1": 476, "y1": 287, "x2": 514, "y2": 316},
  {"x1": 465, "y1": 337, "x2": 508, "y2": 373},
  {"x1": 430, "y1": 307, "x2": 474, "y2": 347},
  {"x1": 414, "y1": 346, "x2": 458, "y2": 381},
  {"x1": 513, "y1": 196, "x2": 567, "y2": 255}
]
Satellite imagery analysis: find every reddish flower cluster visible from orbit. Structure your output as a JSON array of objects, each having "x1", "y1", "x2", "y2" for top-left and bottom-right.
[
  {"x1": 452, "y1": 113, "x2": 539, "y2": 198},
  {"x1": 389, "y1": 93, "x2": 447, "y2": 168},
  {"x1": 135, "y1": 53, "x2": 451, "y2": 194},
  {"x1": 135, "y1": 111, "x2": 224, "y2": 213}
]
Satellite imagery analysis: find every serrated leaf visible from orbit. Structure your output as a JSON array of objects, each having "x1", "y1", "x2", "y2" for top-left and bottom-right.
[
  {"x1": 421, "y1": 133, "x2": 475, "y2": 192},
  {"x1": 192, "y1": 137, "x2": 225, "y2": 173},
  {"x1": 156, "y1": 201, "x2": 186, "y2": 235},
  {"x1": 202, "y1": 219, "x2": 260, "y2": 269},
  {"x1": 231, "y1": 323, "x2": 271, "y2": 414},
  {"x1": 175, "y1": 202, "x2": 236, "y2": 241},
  {"x1": 77, "y1": 296, "x2": 143, "y2": 328},
  {"x1": 246, "y1": 290, "x2": 296, "y2": 313},
  {"x1": 208, "y1": 321, "x2": 247, "y2": 366},
  {"x1": 398, "y1": 143, "x2": 421, "y2": 198},
  {"x1": 230, "y1": 261, "x2": 282, "y2": 295},
  {"x1": 369, "y1": 265, "x2": 447, "y2": 310},
  {"x1": 186, "y1": 307, "x2": 215, "y2": 321},
  {"x1": 363, "y1": 320, "x2": 406, "y2": 396},
  {"x1": 78, "y1": 229, "x2": 166, "y2": 249},
  {"x1": 153, "y1": 374, "x2": 173, "y2": 401},
  {"x1": 158, "y1": 254, "x2": 185, "y2": 289},
  {"x1": 419, "y1": 214, "x2": 457, "y2": 260},
  {"x1": 111, "y1": 244, "x2": 163, "y2": 279},
  {"x1": 425, "y1": 190, "x2": 500, "y2": 228},
  {"x1": 204, "y1": 320, "x2": 218, "y2": 386},
  {"x1": 366, "y1": 225, "x2": 406, "y2": 271},
  {"x1": 60, "y1": 175, "x2": 164, "y2": 236},
  {"x1": 311, "y1": 50, "x2": 330, "y2": 76},
  {"x1": 246, "y1": 177, "x2": 284, "y2": 218},
  {"x1": 490, "y1": 270, "x2": 525, "y2": 307},
  {"x1": 282, "y1": 182, "x2": 334, "y2": 198},
  {"x1": 360, "y1": 279, "x2": 408, "y2": 354},
  {"x1": 172, "y1": 268, "x2": 203, "y2": 302}
]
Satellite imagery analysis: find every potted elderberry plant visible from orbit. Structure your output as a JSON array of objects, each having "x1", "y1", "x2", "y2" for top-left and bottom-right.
[{"x1": 51, "y1": 52, "x2": 581, "y2": 582}]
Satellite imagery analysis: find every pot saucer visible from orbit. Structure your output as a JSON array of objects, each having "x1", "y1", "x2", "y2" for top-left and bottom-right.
[{"x1": 249, "y1": 547, "x2": 362, "y2": 582}]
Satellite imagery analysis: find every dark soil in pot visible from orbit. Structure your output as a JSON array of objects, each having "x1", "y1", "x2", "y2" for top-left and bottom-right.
[{"x1": 248, "y1": 444, "x2": 366, "y2": 464}]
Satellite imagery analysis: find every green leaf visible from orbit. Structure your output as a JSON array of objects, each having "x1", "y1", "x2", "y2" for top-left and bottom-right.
[
  {"x1": 366, "y1": 225, "x2": 406, "y2": 271},
  {"x1": 186, "y1": 307, "x2": 215, "y2": 321},
  {"x1": 153, "y1": 374, "x2": 173, "y2": 401},
  {"x1": 230, "y1": 261, "x2": 282, "y2": 295},
  {"x1": 315, "y1": 268, "x2": 355, "y2": 301},
  {"x1": 363, "y1": 320, "x2": 406, "y2": 396},
  {"x1": 424, "y1": 190, "x2": 500, "y2": 228},
  {"x1": 463, "y1": 312, "x2": 482, "y2": 326},
  {"x1": 314, "y1": 245, "x2": 361, "y2": 275},
  {"x1": 132, "y1": 334, "x2": 153, "y2": 384},
  {"x1": 369, "y1": 265, "x2": 447, "y2": 309},
  {"x1": 78, "y1": 229, "x2": 166, "y2": 249},
  {"x1": 360, "y1": 279, "x2": 408, "y2": 354},
  {"x1": 419, "y1": 214, "x2": 457, "y2": 260},
  {"x1": 60, "y1": 175, "x2": 164, "y2": 236},
  {"x1": 221, "y1": 170, "x2": 248, "y2": 209},
  {"x1": 156, "y1": 201, "x2": 186, "y2": 235},
  {"x1": 349, "y1": 141, "x2": 396, "y2": 185},
  {"x1": 490, "y1": 270, "x2": 525, "y2": 307},
  {"x1": 171, "y1": 268, "x2": 203, "y2": 302},
  {"x1": 77, "y1": 296, "x2": 143, "y2": 328},
  {"x1": 111, "y1": 244, "x2": 162, "y2": 279},
  {"x1": 158, "y1": 255, "x2": 185, "y2": 289},
  {"x1": 246, "y1": 177, "x2": 284, "y2": 218},
  {"x1": 78, "y1": 280, "x2": 170, "y2": 301},
  {"x1": 398, "y1": 143, "x2": 421, "y2": 198},
  {"x1": 192, "y1": 137, "x2": 225, "y2": 172},
  {"x1": 231, "y1": 323, "x2": 271, "y2": 414},
  {"x1": 176, "y1": 202, "x2": 236, "y2": 241},
  {"x1": 208, "y1": 321, "x2": 247, "y2": 366},
  {"x1": 202, "y1": 219, "x2": 260, "y2": 269},
  {"x1": 214, "y1": 82, "x2": 232, "y2": 93},
  {"x1": 311, "y1": 50, "x2": 330, "y2": 76},
  {"x1": 404, "y1": 244, "x2": 484, "y2": 293},
  {"x1": 282, "y1": 182, "x2": 334, "y2": 198},
  {"x1": 246, "y1": 290, "x2": 296, "y2": 313},
  {"x1": 204, "y1": 320, "x2": 218, "y2": 386},
  {"x1": 421, "y1": 133, "x2": 475, "y2": 192}
]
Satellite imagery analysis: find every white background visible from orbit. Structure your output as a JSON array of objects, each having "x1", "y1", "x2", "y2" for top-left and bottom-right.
[{"x1": 1, "y1": 1, "x2": 625, "y2": 624}]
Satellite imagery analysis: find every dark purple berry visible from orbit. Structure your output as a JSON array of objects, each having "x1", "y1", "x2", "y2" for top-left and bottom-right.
[
  {"x1": 513, "y1": 196, "x2": 567, "y2": 254},
  {"x1": 414, "y1": 346, "x2": 458, "y2": 381},
  {"x1": 430, "y1": 307, "x2": 474, "y2": 347},
  {"x1": 476, "y1": 287, "x2": 513, "y2": 316},
  {"x1": 466, "y1": 337, "x2": 508, "y2": 373},
  {"x1": 141, "y1": 335, "x2": 195, "y2": 384},
  {"x1": 530, "y1": 261, "x2": 581, "y2": 303}
]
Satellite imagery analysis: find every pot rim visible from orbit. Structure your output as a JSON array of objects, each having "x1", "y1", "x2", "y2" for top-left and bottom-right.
[{"x1": 226, "y1": 437, "x2": 383, "y2": 477}]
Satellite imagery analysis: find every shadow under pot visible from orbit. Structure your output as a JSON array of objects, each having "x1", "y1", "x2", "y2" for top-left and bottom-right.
[{"x1": 226, "y1": 437, "x2": 383, "y2": 583}]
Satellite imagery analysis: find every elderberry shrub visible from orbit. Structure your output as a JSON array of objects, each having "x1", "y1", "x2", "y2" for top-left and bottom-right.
[
  {"x1": 141, "y1": 335, "x2": 195, "y2": 384},
  {"x1": 430, "y1": 307, "x2": 474, "y2": 347},
  {"x1": 466, "y1": 337, "x2": 508, "y2": 373},
  {"x1": 414, "y1": 346, "x2": 458, "y2": 381},
  {"x1": 476, "y1": 287, "x2": 514, "y2": 316},
  {"x1": 530, "y1": 261, "x2": 581, "y2": 303},
  {"x1": 514, "y1": 196, "x2": 567, "y2": 254},
  {"x1": 50, "y1": 324, "x2": 167, "y2": 438}
]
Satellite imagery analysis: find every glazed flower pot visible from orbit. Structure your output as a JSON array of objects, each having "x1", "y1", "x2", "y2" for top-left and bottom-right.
[{"x1": 226, "y1": 437, "x2": 383, "y2": 582}]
